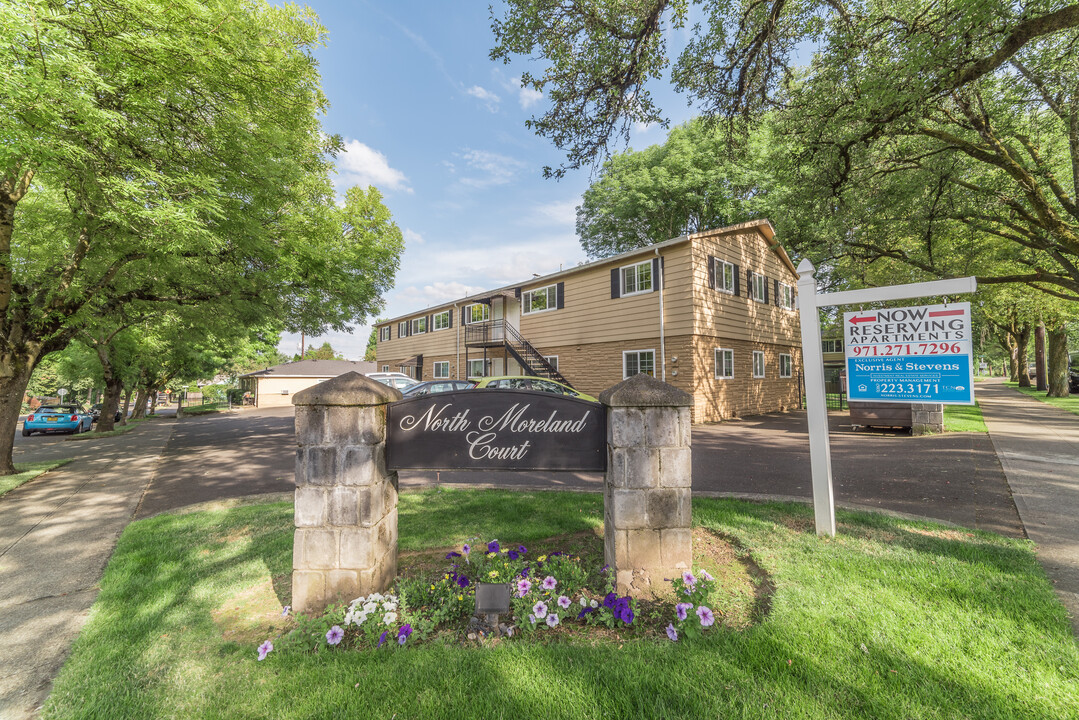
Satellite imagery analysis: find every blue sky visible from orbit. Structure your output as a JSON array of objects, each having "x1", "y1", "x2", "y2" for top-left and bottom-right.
[{"x1": 278, "y1": 1, "x2": 698, "y2": 359}]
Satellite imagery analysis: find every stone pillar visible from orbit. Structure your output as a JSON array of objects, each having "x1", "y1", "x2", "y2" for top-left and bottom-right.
[
  {"x1": 911, "y1": 402, "x2": 944, "y2": 435},
  {"x1": 291, "y1": 372, "x2": 401, "y2": 615},
  {"x1": 599, "y1": 373, "x2": 693, "y2": 598}
]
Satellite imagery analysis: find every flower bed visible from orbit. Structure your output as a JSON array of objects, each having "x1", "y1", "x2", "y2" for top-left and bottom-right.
[{"x1": 259, "y1": 534, "x2": 727, "y2": 659}]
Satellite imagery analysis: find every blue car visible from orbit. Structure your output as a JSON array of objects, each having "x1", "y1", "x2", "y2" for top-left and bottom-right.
[{"x1": 22, "y1": 404, "x2": 93, "y2": 436}]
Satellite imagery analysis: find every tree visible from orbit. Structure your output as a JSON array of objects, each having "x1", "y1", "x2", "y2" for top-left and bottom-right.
[
  {"x1": 302, "y1": 342, "x2": 343, "y2": 362},
  {"x1": 0, "y1": 2, "x2": 403, "y2": 472},
  {"x1": 365, "y1": 323, "x2": 383, "y2": 362}
]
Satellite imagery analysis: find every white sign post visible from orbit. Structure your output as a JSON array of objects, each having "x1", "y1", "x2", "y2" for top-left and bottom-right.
[
  {"x1": 796, "y1": 259, "x2": 976, "y2": 536},
  {"x1": 57, "y1": 388, "x2": 68, "y2": 399}
]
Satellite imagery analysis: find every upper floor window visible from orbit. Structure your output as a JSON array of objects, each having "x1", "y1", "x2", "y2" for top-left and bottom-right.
[
  {"x1": 751, "y1": 272, "x2": 767, "y2": 302},
  {"x1": 821, "y1": 339, "x2": 843, "y2": 354},
  {"x1": 523, "y1": 284, "x2": 557, "y2": 314},
  {"x1": 398, "y1": 321, "x2": 408, "y2": 337},
  {"x1": 623, "y1": 349, "x2": 655, "y2": 379},
  {"x1": 379, "y1": 326, "x2": 391, "y2": 342},
  {"x1": 411, "y1": 316, "x2": 427, "y2": 334},
  {"x1": 465, "y1": 303, "x2": 489, "y2": 324},
  {"x1": 432, "y1": 310, "x2": 450, "y2": 331},
  {"x1": 620, "y1": 260, "x2": 653, "y2": 296},
  {"x1": 778, "y1": 282, "x2": 795, "y2": 310},
  {"x1": 715, "y1": 259, "x2": 735, "y2": 294}
]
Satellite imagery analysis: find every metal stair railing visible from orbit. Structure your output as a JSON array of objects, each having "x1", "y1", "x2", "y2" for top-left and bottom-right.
[{"x1": 502, "y1": 322, "x2": 571, "y2": 386}]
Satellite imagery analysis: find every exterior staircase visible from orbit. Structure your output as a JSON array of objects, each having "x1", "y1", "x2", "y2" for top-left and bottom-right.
[{"x1": 464, "y1": 320, "x2": 572, "y2": 387}]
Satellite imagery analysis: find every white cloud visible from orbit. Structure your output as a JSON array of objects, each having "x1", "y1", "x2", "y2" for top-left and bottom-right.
[
  {"x1": 530, "y1": 199, "x2": 579, "y2": 227},
  {"x1": 466, "y1": 85, "x2": 501, "y2": 112},
  {"x1": 457, "y1": 149, "x2": 526, "y2": 188},
  {"x1": 403, "y1": 228, "x2": 425, "y2": 246},
  {"x1": 633, "y1": 120, "x2": 659, "y2": 134},
  {"x1": 510, "y1": 77, "x2": 543, "y2": 109},
  {"x1": 337, "y1": 139, "x2": 411, "y2": 194},
  {"x1": 394, "y1": 281, "x2": 487, "y2": 308}
]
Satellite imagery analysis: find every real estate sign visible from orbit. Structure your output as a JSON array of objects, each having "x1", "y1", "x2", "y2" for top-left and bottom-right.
[{"x1": 844, "y1": 302, "x2": 974, "y2": 405}]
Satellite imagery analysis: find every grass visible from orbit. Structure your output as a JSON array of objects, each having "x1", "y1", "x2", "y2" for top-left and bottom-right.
[
  {"x1": 68, "y1": 416, "x2": 157, "y2": 440},
  {"x1": 180, "y1": 401, "x2": 227, "y2": 416},
  {"x1": 1004, "y1": 381, "x2": 1079, "y2": 416},
  {"x1": 43, "y1": 489, "x2": 1079, "y2": 720},
  {"x1": 943, "y1": 401, "x2": 988, "y2": 432},
  {"x1": 0, "y1": 460, "x2": 71, "y2": 497}
]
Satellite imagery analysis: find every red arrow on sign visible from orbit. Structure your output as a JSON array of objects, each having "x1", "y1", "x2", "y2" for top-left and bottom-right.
[
  {"x1": 928, "y1": 309, "x2": 964, "y2": 317},
  {"x1": 849, "y1": 315, "x2": 877, "y2": 324}
]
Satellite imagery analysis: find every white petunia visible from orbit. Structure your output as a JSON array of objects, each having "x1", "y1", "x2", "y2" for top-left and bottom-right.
[
  {"x1": 579, "y1": 597, "x2": 588, "y2": 607},
  {"x1": 383, "y1": 611, "x2": 397, "y2": 625},
  {"x1": 590, "y1": 599, "x2": 599, "y2": 608}
]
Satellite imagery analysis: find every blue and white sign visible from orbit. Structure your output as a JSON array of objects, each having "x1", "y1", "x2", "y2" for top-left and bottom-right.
[{"x1": 844, "y1": 302, "x2": 974, "y2": 405}]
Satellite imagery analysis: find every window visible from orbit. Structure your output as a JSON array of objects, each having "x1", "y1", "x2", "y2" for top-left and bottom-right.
[
  {"x1": 623, "y1": 349, "x2": 655, "y2": 379},
  {"x1": 398, "y1": 321, "x2": 408, "y2": 337},
  {"x1": 381, "y1": 365, "x2": 389, "y2": 373},
  {"x1": 753, "y1": 351, "x2": 765, "y2": 378},
  {"x1": 523, "y1": 284, "x2": 557, "y2": 314},
  {"x1": 468, "y1": 359, "x2": 486, "y2": 377},
  {"x1": 432, "y1": 310, "x2": 450, "y2": 331},
  {"x1": 821, "y1": 339, "x2": 843, "y2": 354},
  {"x1": 715, "y1": 348, "x2": 734, "y2": 379},
  {"x1": 778, "y1": 283, "x2": 795, "y2": 310},
  {"x1": 379, "y1": 326, "x2": 391, "y2": 342},
  {"x1": 543, "y1": 355, "x2": 558, "y2": 371},
  {"x1": 751, "y1": 272, "x2": 766, "y2": 302},
  {"x1": 620, "y1": 260, "x2": 653, "y2": 296},
  {"x1": 411, "y1": 316, "x2": 427, "y2": 334},
  {"x1": 466, "y1": 303, "x2": 489, "y2": 324},
  {"x1": 780, "y1": 354, "x2": 792, "y2": 378},
  {"x1": 433, "y1": 361, "x2": 449, "y2": 378},
  {"x1": 714, "y1": 259, "x2": 735, "y2": 294}
]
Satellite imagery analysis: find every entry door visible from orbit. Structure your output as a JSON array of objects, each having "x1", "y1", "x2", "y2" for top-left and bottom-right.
[
  {"x1": 492, "y1": 298, "x2": 505, "y2": 341},
  {"x1": 505, "y1": 296, "x2": 521, "y2": 334}
]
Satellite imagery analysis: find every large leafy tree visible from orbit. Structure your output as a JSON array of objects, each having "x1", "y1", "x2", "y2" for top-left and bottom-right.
[{"x1": 0, "y1": 1, "x2": 403, "y2": 472}]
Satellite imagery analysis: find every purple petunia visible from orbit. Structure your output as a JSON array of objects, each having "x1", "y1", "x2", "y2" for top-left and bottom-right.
[
  {"x1": 378, "y1": 631, "x2": 388, "y2": 648},
  {"x1": 520, "y1": 566, "x2": 530, "y2": 578},
  {"x1": 507, "y1": 550, "x2": 519, "y2": 561},
  {"x1": 257, "y1": 640, "x2": 273, "y2": 661},
  {"x1": 517, "y1": 579, "x2": 532, "y2": 597},
  {"x1": 397, "y1": 623, "x2": 413, "y2": 645},
  {"x1": 699, "y1": 569, "x2": 714, "y2": 582},
  {"x1": 602, "y1": 592, "x2": 616, "y2": 609},
  {"x1": 456, "y1": 575, "x2": 470, "y2": 588},
  {"x1": 280, "y1": 605, "x2": 290, "y2": 617},
  {"x1": 446, "y1": 551, "x2": 462, "y2": 559},
  {"x1": 326, "y1": 625, "x2": 344, "y2": 646},
  {"x1": 614, "y1": 597, "x2": 634, "y2": 624},
  {"x1": 533, "y1": 601, "x2": 548, "y2": 618},
  {"x1": 682, "y1": 570, "x2": 697, "y2": 587},
  {"x1": 528, "y1": 614, "x2": 536, "y2": 625},
  {"x1": 696, "y1": 606, "x2": 715, "y2": 627},
  {"x1": 541, "y1": 576, "x2": 557, "y2": 591},
  {"x1": 676, "y1": 603, "x2": 693, "y2": 621},
  {"x1": 557, "y1": 595, "x2": 571, "y2": 609},
  {"x1": 518, "y1": 545, "x2": 527, "y2": 555},
  {"x1": 666, "y1": 623, "x2": 678, "y2": 642},
  {"x1": 546, "y1": 613, "x2": 560, "y2": 628},
  {"x1": 487, "y1": 540, "x2": 500, "y2": 553},
  {"x1": 577, "y1": 607, "x2": 595, "y2": 620}
]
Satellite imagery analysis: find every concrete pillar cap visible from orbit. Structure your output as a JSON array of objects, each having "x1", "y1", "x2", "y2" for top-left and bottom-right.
[
  {"x1": 599, "y1": 373, "x2": 692, "y2": 408},
  {"x1": 292, "y1": 372, "x2": 402, "y2": 407}
]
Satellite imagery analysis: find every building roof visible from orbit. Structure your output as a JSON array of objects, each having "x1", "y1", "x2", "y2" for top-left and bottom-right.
[
  {"x1": 377, "y1": 218, "x2": 789, "y2": 326},
  {"x1": 239, "y1": 359, "x2": 376, "y2": 379}
]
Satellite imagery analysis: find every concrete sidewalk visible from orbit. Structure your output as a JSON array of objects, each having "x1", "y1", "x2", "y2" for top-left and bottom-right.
[
  {"x1": 976, "y1": 379, "x2": 1079, "y2": 637},
  {"x1": 0, "y1": 420, "x2": 175, "y2": 720}
]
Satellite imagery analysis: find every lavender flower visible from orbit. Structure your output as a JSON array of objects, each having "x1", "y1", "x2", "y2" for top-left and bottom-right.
[
  {"x1": 462, "y1": 544, "x2": 471, "y2": 563},
  {"x1": 257, "y1": 640, "x2": 273, "y2": 661},
  {"x1": 546, "y1": 613, "x2": 560, "y2": 628},
  {"x1": 541, "y1": 576, "x2": 557, "y2": 591},
  {"x1": 699, "y1": 569, "x2": 714, "y2": 582},
  {"x1": 696, "y1": 606, "x2": 715, "y2": 627},
  {"x1": 557, "y1": 595, "x2": 571, "y2": 609},
  {"x1": 397, "y1": 623, "x2": 413, "y2": 645},
  {"x1": 532, "y1": 600, "x2": 548, "y2": 619},
  {"x1": 280, "y1": 605, "x2": 290, "y2": 617},
  {"x1": 666, "y1": 623, "x2": 678, "y2": 642},
  {"x1": 516, "y1": 579, "x2": 532, "y2": 597},
  {"x1": 378, "y1": 631, "x2": 388, "y2": 648},
  {"x1": 326, "y1": 625, "x2": 344, "y2": 646},
  {"x1": 676, "y1": 603, "x2": 693, "y2": 621},
  {"x1": 528, "y1": 614, "x2": 536, "y2": 625},
  {"x1": 487, "y1": 540, "x2": 500, "y2": 553},
  {"x1": 682, "y1": 570, "x2": 697, "y2": 587}
]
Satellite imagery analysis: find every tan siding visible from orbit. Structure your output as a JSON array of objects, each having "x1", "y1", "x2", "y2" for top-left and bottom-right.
[
  {"x1": 375, "y1": 313, "x2": 461, "y2": 375},
  {"x1": 690, "y1": 336, "x2": 802, "y2": 422},
  {"x1": 255, "y1": 376, "x2": 324, "y2": 408}
]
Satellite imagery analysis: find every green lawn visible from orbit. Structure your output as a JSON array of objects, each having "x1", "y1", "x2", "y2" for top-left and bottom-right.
[
  {"x1": 180, "y1": 401, "x2": 227, "y2": 416},
  {"x1": 43, "y1": 490, "x2": 1079, "y2": 720},
  {"x1": 0, "y1": 460, "x2": 71, "y2": 497},
  {"x1": 943, "y1": 401, "x2": 988, "y2": 432},
  {"x1": 69, "y1": 416, "x2": 158, "y2": 440},
  {"x1": 1004, "y1": 382, "x2": 1079, "y2": 416}
]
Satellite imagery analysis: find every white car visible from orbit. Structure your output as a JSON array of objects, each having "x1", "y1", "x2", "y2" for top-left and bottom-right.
[{"x1": 366, "y1": 372, "x2": 419, "y2": 390}]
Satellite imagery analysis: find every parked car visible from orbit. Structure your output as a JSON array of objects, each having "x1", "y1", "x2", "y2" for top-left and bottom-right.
[
  {"x1": 400, "y1": 380, "x2": 475, "y2": 397},
  {"x1": 89, "y1": 403, "x2": 123, "y2": 423},
  {"x1": 366, "y1": 372, "x2": 419, "y2": 391},
  {"x1": 22, "y1": 404, "x2": 94, "y2": 436},
  {"x1": 474, "y1": 375, "x2": 598, "y2": 402}
]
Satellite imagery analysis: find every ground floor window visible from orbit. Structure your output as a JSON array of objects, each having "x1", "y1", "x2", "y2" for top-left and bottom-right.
[
  {"x1": 715, "y1": 348, "x2": 734, "y2": 379},
  {"x1": 779, "y1": 354, "x2": 792, "y2": 378},
  {"x1": 433, "y1": 361, "x2": 449, "y2": 378},
  {"x1": 468, "y1": 359, "x2": 486, "y2": 377},
  {"x1": 382, "y1": 365, "x2": 389, "y2": 372},
  {"x1": 543, "y1": 355, "x2": 558, "y2": 371},
  {"x1": 753, "y1": 351, "x2": 765, "y2": 378},
  {"x1": 623, "y1": 349, "x2": 655, "y2": 379}
]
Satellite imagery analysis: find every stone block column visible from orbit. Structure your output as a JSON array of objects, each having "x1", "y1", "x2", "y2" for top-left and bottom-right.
[
  {"x1": 599, "y1": 373, "x2": 693, "y2": 598},
  {"x1": 911, "y1": 402, "x2": 944, "y2": 435},
  {"x1": 291, "y1": 372, "x2": 401, "y2": 615}
]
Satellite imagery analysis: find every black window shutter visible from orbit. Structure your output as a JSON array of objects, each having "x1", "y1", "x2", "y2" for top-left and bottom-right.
[
  {"x1": 461, "y1": 307, "x2": 467, "y2": 325},
  {"x1": 556, "y1": 281, "x2": 565, "y2": 309},
  {"x1": 747, "y1": 269, "x2": 754, "y2": 299},
  {"x1": 733, "y1": 265, "x2": 741, "y2": 296},
  {"x1": 651, "y1": 258, "x2": 660, "y2": 292},
  {"x1": 448, "y1": 309, "x2": 453, "y2": 328},
  {"x1": 610, "y1": 268, "x2": 620, "y2": 298},
  {"x1": 514, "y1": 287, "x2": 522, "y2": 299},
  {"x1": 774, "y1": 279, "x2": 780, "y2": 306},
  {"x1": 707, "y1": 255, "x2": 716, "y2": 290},
  {"x1": 763, "y1": 279, "x2": 769, "y2": 304}
]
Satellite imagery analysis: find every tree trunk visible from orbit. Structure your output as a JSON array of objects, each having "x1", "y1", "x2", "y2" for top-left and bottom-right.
[
  {"x1": 121, "y1": 388, "x2": 132, "y2": 425},
  {"x1": 1046, "y1": 324, "x2": 1070, "y2": 398},
  {"x1": 95, "y1": 377, "x2": 124, "y2": 432},
  {"x1": 0, "y1": 362, "x2": 37, "y2": 474},
  {"x1": 1005, "y1": 339, "x2": 1020, "y2": 382},
  {"x1": 148, "y1": 389, "x2": 159, "y2": 416},
  {"x1": 131, "y1": 387, "x2": 149, "y2": 419},
  {"x1": 1034, "y1": 323, "x2": 1047, "y2": 391},
  {"x1": 1016, "y1": 323, "x2": 1032, "y2": 387}
]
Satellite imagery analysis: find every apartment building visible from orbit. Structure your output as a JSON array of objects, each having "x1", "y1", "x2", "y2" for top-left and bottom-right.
[{"x1": 375, "y1": 219, "x2": 802, "y2": 422}]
